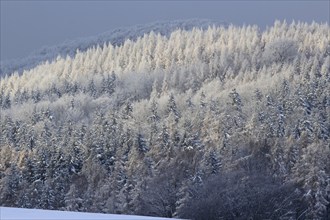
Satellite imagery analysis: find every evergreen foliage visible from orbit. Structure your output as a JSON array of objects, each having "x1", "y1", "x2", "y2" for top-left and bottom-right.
[{"x1": 0, "y1": 21, "x2": 329, "y2": 219}]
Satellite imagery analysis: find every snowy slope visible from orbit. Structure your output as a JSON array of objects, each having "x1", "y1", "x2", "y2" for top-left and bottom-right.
[
  {"x1": 0, "y1": 207, "x2": 171, "y2": 220},
  {"x1": 0, "y1": 19, "x2": 226, "y2": 76}
]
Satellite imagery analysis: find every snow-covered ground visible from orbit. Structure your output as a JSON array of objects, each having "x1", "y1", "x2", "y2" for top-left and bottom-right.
[{"x1": 0, "y1": 207, "x2": 170, "y2": 220}]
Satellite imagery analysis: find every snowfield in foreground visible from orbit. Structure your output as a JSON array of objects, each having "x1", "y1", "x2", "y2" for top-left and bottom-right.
[{"x1": 0, "y1": 207, "x2": 170, "y2": 220}]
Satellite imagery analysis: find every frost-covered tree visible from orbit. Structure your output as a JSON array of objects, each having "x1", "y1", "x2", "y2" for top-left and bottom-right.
[{"x1": 263, "y1": 39, "x2": 298, "y2": 65}]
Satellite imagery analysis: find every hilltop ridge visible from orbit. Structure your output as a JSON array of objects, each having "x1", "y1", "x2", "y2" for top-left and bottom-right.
[{"x1": 0, "y1": 19, "x2": 227, "y2": 76}]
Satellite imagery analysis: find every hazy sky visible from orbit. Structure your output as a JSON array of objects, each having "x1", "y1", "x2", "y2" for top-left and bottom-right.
[{"x1": 1, "y1": 1, "x2": 329, "y2": 61}]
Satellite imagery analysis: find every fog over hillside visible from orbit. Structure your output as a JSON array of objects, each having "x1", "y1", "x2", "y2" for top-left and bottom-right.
[{"x1": 0, "y1": 20, "x2": 329, "y2": 219}]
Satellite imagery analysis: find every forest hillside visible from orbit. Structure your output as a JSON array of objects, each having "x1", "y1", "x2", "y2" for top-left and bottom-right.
[
  {"x1": 0, "y1": 19, "x2": 226, "y2": 76},
  {"x1": 0, "y1": 20, "x2": 329, "y2": 219}
]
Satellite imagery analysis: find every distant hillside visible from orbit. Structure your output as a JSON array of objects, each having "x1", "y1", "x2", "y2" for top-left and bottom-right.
[
  {"x1": 0, "y1": 19, "x2": 226, "y2": 76},
  {"x1": 0, "y1": 20, "x2": 329, "y2": 219}
]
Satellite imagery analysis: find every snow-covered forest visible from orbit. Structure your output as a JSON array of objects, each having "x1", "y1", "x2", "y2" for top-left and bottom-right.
[
  {"x1": 0, "y1": 19, "x2": 226, "y2": 76},
  {"x1": 0, "y1": 20, "x2": 329, "y2": 219}
]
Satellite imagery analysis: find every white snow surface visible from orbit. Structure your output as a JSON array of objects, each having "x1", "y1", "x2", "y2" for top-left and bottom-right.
[{"x1": 0, "y1": 207, "x2": 171, "y2": 220}]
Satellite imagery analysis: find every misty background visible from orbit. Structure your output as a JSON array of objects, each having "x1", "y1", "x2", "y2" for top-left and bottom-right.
[{"x1": 1, "y1": 0, "x2": 329, "y2": 62}]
